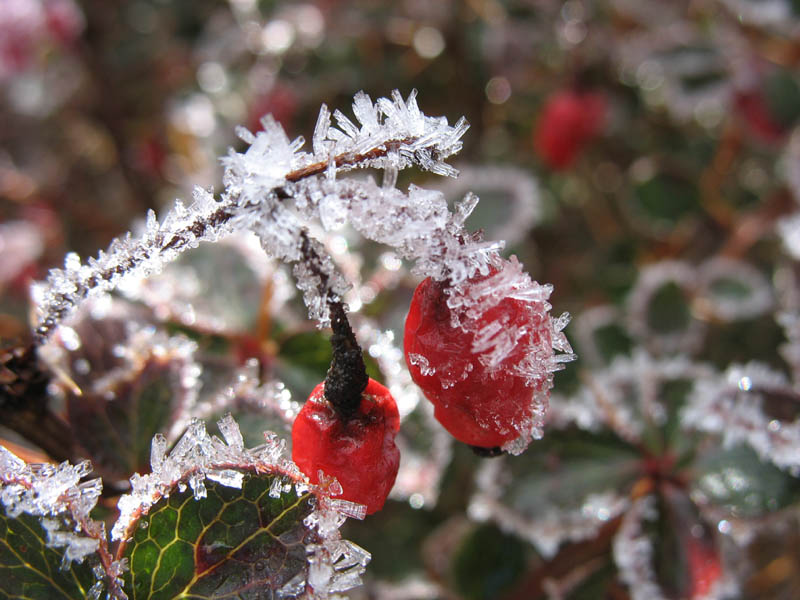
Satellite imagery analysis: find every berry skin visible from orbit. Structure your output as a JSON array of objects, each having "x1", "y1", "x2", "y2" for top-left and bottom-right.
[
  {"x1": 533, "y1": 90, "x2": 606, "y2": 170},
  {"x1": 291, "y1": 378, "x2": 400, "y2": 514},
  {"x1": 404, "y1": 266, "x2": 554, "y2": 449}
]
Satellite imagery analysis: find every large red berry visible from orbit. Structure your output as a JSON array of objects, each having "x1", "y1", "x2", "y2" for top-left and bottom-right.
[
  {"x1": 404, "y1": 261, "x2": 556, "y2": 451},
  {"x1": 533, "y1": 90, "x2": 606, "y2": 170},
  {"x1": 291, "y1": 378, "x2": 400, "y2": 514}
]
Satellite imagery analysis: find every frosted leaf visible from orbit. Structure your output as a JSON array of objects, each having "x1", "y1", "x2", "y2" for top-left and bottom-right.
[
  {"x1": 432, "y1": 166, "x2": 541, "y2": 246},
  {"x1": 613, "y1": 496, "x2": 667, "y2": 600},
  {"x1": 682, "y1": 362, "x2": 800, "y2": 475},
  {"x1": 469, "y1": 458, "x2": 630, "y2": 558},
  {"x1": 697, "y1": 257, "x2": 773, "y2": 321},
  {"x1": 613, "y1": 25, "x2": 733, "y2": 125},
  {"x1": 566, "y1": 350, "x2": 712, "y2": 443},
  {"x1": 626, "y1": 260, "x2": 705, "y2": 355},
  {"x1": 0, "y1": 445, "x2": 127, "y2": 595},
  {"x1": 111, "y1": 412, "x2": 369, "y2": 600}
]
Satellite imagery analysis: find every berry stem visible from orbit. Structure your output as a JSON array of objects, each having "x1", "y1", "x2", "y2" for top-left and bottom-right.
[
  {"x1": 298, "y1": 231, "x2": 367, "y2": 420},
  {"x1": 469, "y1": 445, "x2": 505, "y2": 458}
]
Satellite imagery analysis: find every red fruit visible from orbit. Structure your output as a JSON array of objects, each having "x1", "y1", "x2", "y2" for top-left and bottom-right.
[
  {"x1": 404, "y1": 261, "x2": 555, "y2": 450},
  {"x1": 734, "y1": 91, "x2": 786, "y2": 144},
  {"x1": 292, "y1": 378, "x2": 400, "y2": 514},
  {"x1": 534, "y1": 90, "x2": 606, "y2": 170},
  {"x1": 686, "y1": 535, "x2": 722, "y2": 599}
]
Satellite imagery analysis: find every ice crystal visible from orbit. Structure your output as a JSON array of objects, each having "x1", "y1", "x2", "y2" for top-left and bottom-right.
[{"x1": 682, "y1": 362, "x2": 800, "y2": 475}]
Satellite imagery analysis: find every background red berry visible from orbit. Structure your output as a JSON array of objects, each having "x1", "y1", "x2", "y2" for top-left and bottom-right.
[
  {"x1": 404, "y1": 263, "x2": 555, "y2": 450},
  {"x1": 533, "y1": 89, "x2": 606, "y2": 170},
  {"x1": 291, "y1": 377, "x2": 400, "y2": 514}
]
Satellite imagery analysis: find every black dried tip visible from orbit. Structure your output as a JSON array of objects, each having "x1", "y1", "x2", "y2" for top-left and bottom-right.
[
  {"x1": 324, "y1": 303, "x2": 368, "y2": 420},
  {"x1": 469, "y1": 445, "x2": 506, "y2": 458}
]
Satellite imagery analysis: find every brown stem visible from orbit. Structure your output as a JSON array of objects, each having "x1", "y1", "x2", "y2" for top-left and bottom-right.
[{"x1": 297, "y1": 231, "x2": 367, "y2": 419}]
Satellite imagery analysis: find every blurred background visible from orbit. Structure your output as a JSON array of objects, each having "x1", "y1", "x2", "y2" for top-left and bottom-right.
[{"x1": 2, "y1": 1, "x2": 800, "y2": 598}]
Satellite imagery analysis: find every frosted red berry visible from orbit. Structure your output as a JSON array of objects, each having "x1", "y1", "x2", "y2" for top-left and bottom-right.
[
  {"x1": 533, "y1": 90, "x2": 606, "y2": 170},
  {"x1": 404, "y1": 263, "x2": 556, "y2": 450},
  {"x1": 291, "y1": 378, "x2": 400, "y2": 514}
]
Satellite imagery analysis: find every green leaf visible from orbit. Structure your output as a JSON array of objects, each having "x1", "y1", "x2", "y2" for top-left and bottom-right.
[
  {"x1": 646, "y1": 281, "x2": 691, "y2": 335},
  {"x1": 122, "y1": 473, "x2": 318, "y2": 600},
  {"x1": 450, "y1": 523, "x2": 529, "y2": 600},
  {"x1": 0, "y1": 509, "x2": 96, "y2": 600},
  {"x1": 631, "y1": 174, "x2": 699, "y2": 231},
  {"x1": 67, "y1": 357, "x2": 186, "y2": 480},
  {"x1": 691, "y1": 444, "x2": 800, "y2": 517},
  {"x1": 641, "y1": 490, "x2": 722, "y2": 600},
  {"x1": 764, "y1": 68, "x2": 800, "y2": 129},
  {"x1": 502, "y1": 428, "x2": 640, "y2": 518}
]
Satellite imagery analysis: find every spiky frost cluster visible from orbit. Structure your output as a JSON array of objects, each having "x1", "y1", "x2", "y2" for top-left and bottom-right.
[
  {"x1": 0, "y1": 446, "x2": 101, "y2": 562},
  {"x1": 0, "y1": 444, "x2": 126, "y2": 598},
  {"x1": 33, "y1": 90, "x2": 469, "y2": 338}
]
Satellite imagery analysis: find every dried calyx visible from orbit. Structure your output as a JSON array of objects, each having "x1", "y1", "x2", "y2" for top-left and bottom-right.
[{"x1": 325, "y1": 302, "x2": 368, "y2": 420}]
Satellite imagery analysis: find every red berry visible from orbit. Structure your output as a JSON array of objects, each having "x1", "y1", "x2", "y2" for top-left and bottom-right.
[
  {"x1": 734, "y1": 90, "x2": 786, "y2": 144},
  {"x1": 404, "y1": 260, "x2": 556, "y2": 450},
  {"x1": 686, "y1": 535, "x2": 722, "y2": 599},
  {"x1": 534, "y1": 90, "x2": 606, "y2": 170},
  {"x1": 291, "y1": 378, "x2": 400, "y2": 514}
]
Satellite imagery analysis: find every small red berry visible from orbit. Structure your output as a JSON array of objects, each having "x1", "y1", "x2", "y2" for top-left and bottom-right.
[
  {"x1": 734, "y1": 90, "x2": 786, "y2": 144},
  {"x1": 533, "y1": 90, "x2": 606, "y2": 170},
  {"x1": 404, "y1": 260, "x2": 556, "y2": 451},
  {"x1": 686, "y1": 535, "x2": 723, "y2": 599},
  {"x1": 291, "y1": 378, "x2": 400, "y2": 514}
]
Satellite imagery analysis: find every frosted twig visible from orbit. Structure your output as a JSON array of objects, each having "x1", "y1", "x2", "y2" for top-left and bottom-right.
[{"x1": 33, "y1": 90, "x2": 469, "y2": 343}]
